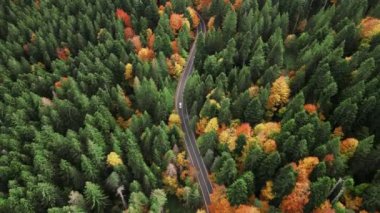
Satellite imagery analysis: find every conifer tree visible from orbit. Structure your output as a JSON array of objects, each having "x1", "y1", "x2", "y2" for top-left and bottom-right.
[
  {"x1": 222, "y1": 8, "x2": 237, "y2": 41},
  {"x1": 227, "y1": 179, "x2": 248, "y2": 206},
  {"x1": 244, "y1": 97, "x2": 264, "y2": 125},
  {"x1": 84, "y1": 182, "x2": 109, "y2": 212},
  {"x1": 272, "y1": 165, "x2": 297, "y2": 206}
]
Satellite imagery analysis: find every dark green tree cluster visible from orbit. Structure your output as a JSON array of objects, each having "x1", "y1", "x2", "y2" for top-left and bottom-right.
[{"x1": 0, "y1": 0, "x2": 201, "y2": 212}]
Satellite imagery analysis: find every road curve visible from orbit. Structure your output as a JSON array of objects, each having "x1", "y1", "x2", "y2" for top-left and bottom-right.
[{"x1": 174, "y1": 14, "x2": 213, "y2": 211}]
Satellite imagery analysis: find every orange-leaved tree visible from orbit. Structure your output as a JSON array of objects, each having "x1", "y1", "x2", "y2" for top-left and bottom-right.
[
  {"x1": 57, "y1": 47, "x2": 70, "y2": 60},
  {"x1": 170, "y1": 13, "x2": 184, "y2": 31},
  {"x1": 360, "y1": 17, "x2": 380, "y2": 39},
  {"x1": 208, "y1": 185, "x2": 234, "y2": 213},
  {"x1": 197, "y1": 0, "x2": 212, "y2": 10},
  {"x1": 280, "y1": 157, "x2": 319, "y2": 213},
  {"x1": 340, "y1": 138, "x2": 359, "y2": 157},
  {"x1": 235, "y1": 204, "x2": 260, "y2": 213},
  {"x1": 131, "y1": 36, "x2": 142, "y2": 52},
  {"x1": 235, "y1": 123, "x2": 252, "y2": 137},
  {"x1": 313, "y1": 200, "x2": 335, "y2": 213},
  {"x1": 232, "y1": 0, "x2": 243, "y2": 10},
  {"x1": 138, "y1": 48, "x2": 155, "y2": 61},
  {"x1": 124, "y1": 27, "x2": 135, "y2": 40},
  {"x1": 115, "y1": 8, "x2": 132, "y2": 27},
  {"x1": 304, "y1": 104, "x2": 318, "y2": 114}
]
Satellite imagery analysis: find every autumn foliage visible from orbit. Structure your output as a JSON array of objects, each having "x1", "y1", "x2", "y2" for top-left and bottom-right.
[
  {"x1": 116, "y1": 8, "x2": 132, "y2": 27},
  {"x1": 54, "y1": 77, "x2": 68, "y2": 89},
  {"x1": 187, "y1": 7, "x2": 200, "y2": 28},
  {"x1": 235, "y1": 123, "x2": 252, "y2": 137},
  {"x1": 343, "y1": 192, "x2": 363, "y2": 210},
  {"x1": 167, "y1": 53, "x2": 186, "y2": 77},
  {"x1": 131, "y1": 36, "x2": 142, "y2": 52},
  {"x1": 235, "y1": 205, "x2": 260, "y2": 213},
  {"x1": 360, "y1": 17, "x2": 380, "y2": 39},
  {"x1": 262, "y1": 139, "x2": 277, "y2": 153},
  {"x1": 124, "y1": 27, "x2": 135, "y2": 40},
  {"x1": 138, "y1": 48, "x2": 155, "y2": 61},
  {"x1": 170, "y1": 13, "x2": 184, "y2": 31},
  {"x1": 168, "y1": 113, "x2": 181, "y2": 127},
  {"x1": 260, "y1": 181, "x2": 275, "y2": 201},
  {"x1": 205, "y1": 117, "x2": 219, "y2": 133},
  {"x1": 340, "y1": 138, "x2": 359, "y2": 157},
  {"x1": 208, "y1": 185, "x2": 234, "y2": 213},
  {"x1": 304, "y1": 104, "x2": 318, "y2": 114},
  {"x1": 267, "y1": 76, "x2": 290, "y2": 110},
  {"x1": 196, "y1": 0, "x2": 212, "y2": 10},
  {"x1": 106, "y1": 152, "x2": 123, "y2": 167},
  {"x1": 207, "y1": 16, "x2": 216, "y2": 30},
  {"x1": 196, "y1": 117, "x2": 208, "y2": 135},
  {"x1": 280, "y1": 157, "x2": 319, "y2": 213},
  {"x1": 171, "y1": 40, "x2": 179, "y2": 54},
  {"x1": 254, "y1": 122, "x2": 281, "y2": 143},
  {"x1": 124, "y1": 63, "x2": 133, "y2": 80},
  {"x1": 147, "y1": 28, "x2": 155, "y2": 49},
  {"x1": 313, "y1": 201, "x2": 335, "y2": 213},
  {"x1": 219, "y1": 128, "x2": 238, "y2": 151},
  {"x1": 56, "y1": 47, "x2": 70, "y2": 60},
  {"x1": 232, "y1": 0, "x2": 243, "y2": 10}
]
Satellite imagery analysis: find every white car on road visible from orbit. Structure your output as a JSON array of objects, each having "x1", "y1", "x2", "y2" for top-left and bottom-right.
[{"x1": 179, "y1": 102, "x2": 183, "y2": 109}]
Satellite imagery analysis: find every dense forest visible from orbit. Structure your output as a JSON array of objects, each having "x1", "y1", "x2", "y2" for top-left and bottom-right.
[{"x1": 1, "y1": 0, "x2": 380, "y2": 212}]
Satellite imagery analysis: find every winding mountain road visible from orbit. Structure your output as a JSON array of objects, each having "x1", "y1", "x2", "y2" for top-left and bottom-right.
[{"x1": 174, "y1": 14, "x2": 213, "y2": 211}]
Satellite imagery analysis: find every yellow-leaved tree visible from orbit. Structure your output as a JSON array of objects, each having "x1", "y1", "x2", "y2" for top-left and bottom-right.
[
  {"x1": 106, "y1": 152, "x2": 123, "y2": 167},
  {"x1": 267, "y1": 76, "x2": 290, "y2": 111},
  {"x1": 207, "y1": 16, "x2": 215, "y2": 30},
  {"x1": 124, "y1": 63, "x2": 133, "y2": 80},
  {"x1": 260, "y1": 180, "x2": 275, "y2": 201},
  {"x1": 218, "y1": 128, "x2": 237, "y2": 151},
  {"x1": 196, "y1": 117, "x2": 208, "y2": 135},
  {"x1": 187, "y1": 7, "x2": 200, "y2": 28},
  {"x1": 138, "y1": 48, "x2": 154, "y2": 61},
  {"x1": 162, "y1": 175, "x2": 179, "y2": 194},
  {"x1": 205, "y1": 117, "x2": 219, "y2": 133},
  {"x1": 168, "y1": 113, "x2": 181, "y2": 127}
]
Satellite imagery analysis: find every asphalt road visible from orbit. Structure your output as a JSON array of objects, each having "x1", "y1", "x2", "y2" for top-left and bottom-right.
[{"x1": 174, "y1": 14, "x2": 213, "y2": 211}]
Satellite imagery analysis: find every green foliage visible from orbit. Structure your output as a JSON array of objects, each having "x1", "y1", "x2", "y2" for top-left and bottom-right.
[
  {"x1": 2, "y1": 0, "x2": 380, "y2": 211},
  {"x1": 241, "y1": 171, "x2": 255, "y2": 195},
  {"x1": 257, "y1": 151, "x2": 281, "y2": 188},
  {"x1": 84, "y1": 182, "x2": 109, "y2": 212},
  {"x1": 149, "y1": 189, "x2": 167, "y2": 213},
  {"x1": 128, "y1": 192, "x2": 149, "y2": 213},
  {"x1": 197, "y1": 131, "x2": 218, "y2": 156},
  {"x1": 234, "y1": 134, "x2": 246, "y2": 157},
  {"x1": 227, "y1": 179, "x2": 248, "y2": 206},
  {"x1": 304, "y1": 177, "x2": 333, "y2": 212},
  {"x1": 272, "y1": 165, "x2": 297, "y2": 204},
  {"x1": 244, "y1": 97, "x2": 264, "y2": 125},
  {"x1": 222, "y1": 9, "x2": 237, "y2": 41},
  {"x1": 362, "y1": 184, "x2": 380, "y2": 211}
]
